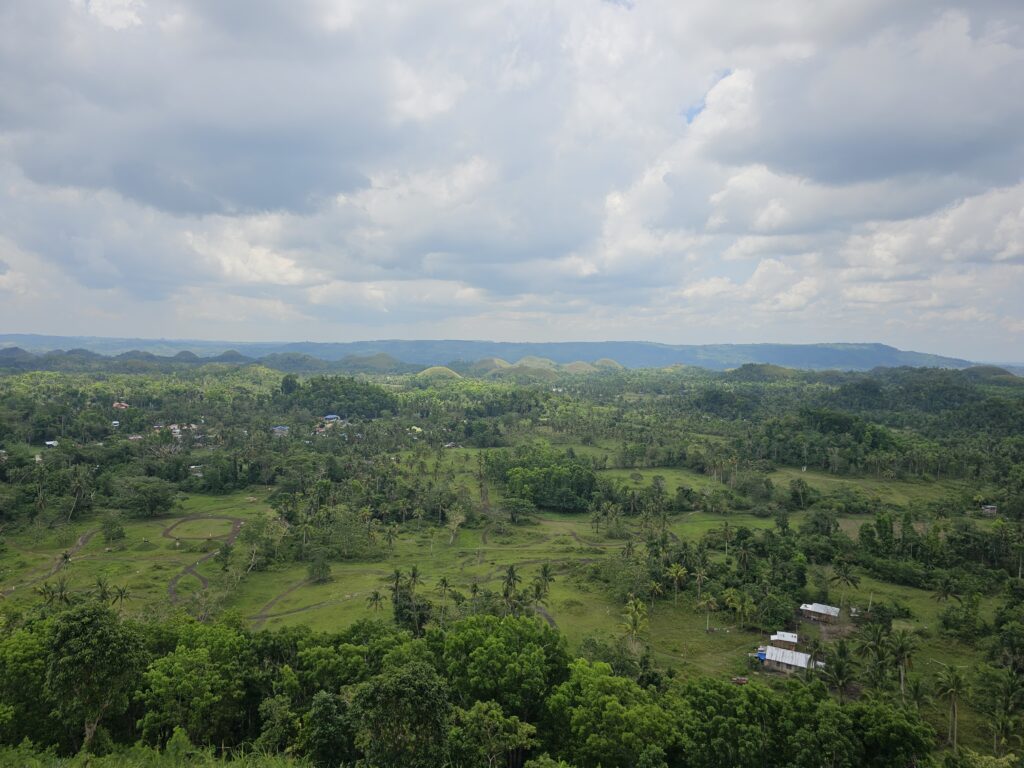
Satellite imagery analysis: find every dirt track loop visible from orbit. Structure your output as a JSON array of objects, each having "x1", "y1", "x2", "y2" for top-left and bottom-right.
[{"x1": 166, "y1": 516, "x2": 244, "y2": 602}]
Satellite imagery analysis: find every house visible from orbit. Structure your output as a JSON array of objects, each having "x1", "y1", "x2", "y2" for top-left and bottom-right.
[
  {"x1": 0, "y1": 450, "x2": 7, "y2": 463},
  {"x1": 44, "y1": 440, "x2": 59, "y2": 448},
  {"x1": 770, "y1": 631, "x2": 799, "y2": 650},
  {"x1": 127, "y1": 434, "x2": 143, "y2": 441},
  {"x1": 758, "y1": 646, "x2": 822, "y2": 674},
  {"x1": 981, "y1": 504, "x2": 998, "y2": 517},
  {"x1": 111, "y1": 420, "x2": 120, "y2": 428},
  {"x1": 112, "y1": 401, "x2": 130, "y2": 410},
  {"x1": 189, "y1": 465, "x2": 204, "y2": 478},
  {"x1": 271, "y1": 425, "x2": 290, "y2": 437},
  {"x1": 324, "y1": 414, "x2": 340, "y2": 422},
  {"x1": 800, "y1": 603, "x2": 840, "y2": 623}
]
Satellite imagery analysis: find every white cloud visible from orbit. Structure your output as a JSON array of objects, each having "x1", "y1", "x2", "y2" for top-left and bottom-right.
[{"x1": 0, "y1": 0, "x2": 1022, "y2": 359}]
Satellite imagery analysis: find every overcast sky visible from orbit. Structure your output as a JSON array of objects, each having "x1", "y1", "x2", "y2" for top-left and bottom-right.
[{"x1": 1, "y1": 1, "x2": 1023, "y2": 359}]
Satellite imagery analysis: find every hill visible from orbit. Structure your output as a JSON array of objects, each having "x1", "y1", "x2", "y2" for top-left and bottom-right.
[{"x1": 0, "y1": 334, "x2": 997, "y2": 372}]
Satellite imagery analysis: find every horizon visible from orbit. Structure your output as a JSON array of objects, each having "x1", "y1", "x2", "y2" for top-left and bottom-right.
[{"x1": 1, "y1": 2, "x2": 1023, "y2": 359}]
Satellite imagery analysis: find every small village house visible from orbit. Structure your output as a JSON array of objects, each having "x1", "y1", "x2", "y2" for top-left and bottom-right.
[
  {"x1": 770, "y1": 631, "x2": 799, "y2": 650},
  {"x1": 800, "y1": 603, "x2": 840, "y2": 623}
]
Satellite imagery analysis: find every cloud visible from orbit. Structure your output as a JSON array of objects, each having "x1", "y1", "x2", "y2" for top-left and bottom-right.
[{"x1": 0, "y1": 0, "x2": 1022, "y2": 360}]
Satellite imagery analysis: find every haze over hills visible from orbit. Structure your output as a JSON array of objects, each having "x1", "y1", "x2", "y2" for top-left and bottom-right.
[{"x1": 0, "y1": 333, "x2": 1009, "y2": 373}]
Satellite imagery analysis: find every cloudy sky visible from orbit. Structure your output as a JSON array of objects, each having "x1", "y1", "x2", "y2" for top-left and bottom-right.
[{"x1": 1, "y1": 1, "x2": 1023, "y2": 359}]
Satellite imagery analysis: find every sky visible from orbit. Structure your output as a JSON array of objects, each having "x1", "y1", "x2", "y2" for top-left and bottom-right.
[{"x1": 1, "y1": 1, "x2": 1023, "y2": 360}]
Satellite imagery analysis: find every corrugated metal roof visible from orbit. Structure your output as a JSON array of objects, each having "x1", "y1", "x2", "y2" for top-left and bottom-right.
[
  {"x1": 764, "y1": 646, "x2": 813, "y2": 669},
  {"x1": 800, "y1": 602, "x2": 840, "y2": 617},
  {"x1": 771, "y1": 631, "x2": 798, "y2": 644}
]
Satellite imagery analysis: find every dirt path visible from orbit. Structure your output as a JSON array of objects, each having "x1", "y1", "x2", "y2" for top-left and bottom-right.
[
  {"x1": 534, "y1": 605, "x2": 557, "y2": 628},
  {"x1": 1, "y1": 529, "x2": 99, "y2": 598},
  {"x1": 166, "y1": 516, "x2": 245, "y2": 602},
  {"x1": 162, "y1": 515, "x2": 242, "y2": 540},
  {"x1": 248, "y1": 578, "x2": 310, "y2": 628}
]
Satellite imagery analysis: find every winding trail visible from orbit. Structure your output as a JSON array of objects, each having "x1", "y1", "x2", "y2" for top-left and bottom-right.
[
  {"x1": 1, "y1": 529, "x2": 99, "y2": 598},
  {"x1": 166, "y1": 516, "x2": 245, "y2": 602}
]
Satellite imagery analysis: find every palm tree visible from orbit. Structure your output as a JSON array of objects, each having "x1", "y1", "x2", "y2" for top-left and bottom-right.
[
  {"x1": 36, "y1": 581, "x2": 56, "y2": 606},
  {"x1": 537, "y1": 563, "x2": 555, "y2": 593},
  {"x1": 621, "y1": 596, "x2": 648, "y2": 653},
  {"x1": 388, "y1": 568, "x2": 403, "y2": 599},
  {"x1": 366, "y1": 589, "x2": 383, "y2": 613},
  {"x1": 935, "y1": 664, "x2": 969, "y2": 749},
  {"x1": 905, "y1": 676, "x2": 932, "y2": 711},
  {"x1": 530, "y1": 580, "x2": 549, "y2": 609},
  {"x1": 666, "y1": 563, "x2": 688, "y2": 606},
  {"x1": 112, "y1": 584, "x2": 131, "y2": 613},
  {"x1": 887, "y1": 629, "x2": 918, "y2": 698},
  {"x1": 854, "y1": 624, "x2": 890, "y2": 666},
  {"x1": 54, "y1": 576, "x2": 72, "y2": 606},
  {"x1": 384, "y1": 525, "x2": 398, "y2": 552},
  {"x1": 804, "y1": 638, "x2": 826, "y2": 681},
  {"x1": 697, "y1": 593, "x2": 718, "y2": 632},
  {"x1": 407, "y1": 565, "x2": 422, "y2": 597},
  {"x1": 720, "y1": 522, "x2": 734, "y2": 557},
  {"x1": 91, "y1": 576, "x2": 111, "y2": 603},
  {"x1": 502, "y1": 565, "x2": 521, "y2": 596},
  {"x1": 824, "y1": 640, "x2": 858, "y2": 703},
  {"x1": 722, "y1": 588, "x2": 741, "y2": 622},
  {"x1": 648, "y1": 581, "x2": 663, "y2": 614},
  {"x1": 436, "y1": 577, "x2": 451, "y2": 627},
  {"x1": 932, "y1": 573, "x2": 962, "y2": 604},
  {"x1": 694, "y1": 567, "x2": 708, "y2": 599},
  {"x1": 735, "y1": 540, "x2": 753, "y2": 575},
  {"x1": 829, "y1": 560, "x2": 860, "y2": 608}
]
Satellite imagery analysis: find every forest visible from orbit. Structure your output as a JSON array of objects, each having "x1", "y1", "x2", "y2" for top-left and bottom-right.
[{"x1": 1, "y1": 360, "x2": 1023, "y2": 767}]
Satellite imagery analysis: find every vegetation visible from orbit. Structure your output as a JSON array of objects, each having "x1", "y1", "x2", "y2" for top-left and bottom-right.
[{"x1": 1, "y1": 361, "x2": 1023, "y2": 765}]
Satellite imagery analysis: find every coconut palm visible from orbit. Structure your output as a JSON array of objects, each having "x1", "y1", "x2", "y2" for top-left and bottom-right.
[
  {"x1": 54, "y1": 576, "x2": 72, "y2": 606},
  {"x1": 829, "y1": 560, "x2": 860, "y2": 608},
  {"x1": 537, "y1": 562, "x2": 555, "y2": 593},
  {"x1": 665, "y1": 563, "x2": 688, "y2": 606},
  {"x1": 436, "y1": 577, "x2": 451, "y2": 627},
  {"x1": 91, "y1": 576, "x2": 111, "y2": 603},
  {"x1": 502, "y1": 565, "x2": 521, "y2": 595},
  {"x1": 112, "y1": 584, "x2": 131, "y2": 613},
  {"x1": 905, "y1": 676, "x2": 932, "y2": 711},
  {"x1": 693, "y1": 567, "x2": 708, "y2": 599},
  {"x1": 697, "y1": 593, "x2": 718, "y2": 632},
  {"x1": 824, "y1": 640, "x2": 858, "y2": 703},
  {"x1": 35, "y1": 581, "x2": 56, "y2": 605},
  {"x1": 648, "y1": 581, "x2": 663, "y2": 614},
  {"x1": 935, "y1": 664, "x2": 969, "y2": 749},
  {"x1": 366, "y1": 589, "x2": 384, "y2": 612},
  {"x1": 735, "y1": 539, "x2": 753, "y2": 575},
  {"x1": 932, "y1": 573, "x2": 961, "y2": 604},
  {"x1": 887, "y1": 629, "x2": 918, "y2": 698},
  {"x1": 620, "y1": 596, "x2": 648, "y2": 653}
]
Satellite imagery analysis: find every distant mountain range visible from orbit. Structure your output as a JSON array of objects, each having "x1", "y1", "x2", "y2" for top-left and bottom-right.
[{"x1": 0, "y1": 333, "x2": 1012, "y2": 374}]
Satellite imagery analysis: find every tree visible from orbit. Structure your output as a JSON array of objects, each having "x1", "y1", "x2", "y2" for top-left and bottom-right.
[
  {"x1": 824, "y1": 640, "x2": 858, "y2": 703},
  {"x1": 503, "y1": 497, "x2": 536, "y2": 525},
  {"x1": 621, "y1": 596, "x2": 648, "y2": 654},
  {"x1": 448, "y1": 700, "x2": 538, "y2": 768},
  {"x1": 886, "y1": 629, "x2": 918, "y2": 699},
  {"x1": 112, "y1": 476, "x2": 178, "y2": 518},
  {"x1": 829, "y1": 560, "x2": 860, "y2": 608},
  {"x1": 351, "y1": 661, "x2": 452, "y2": 768},
  {"x1": 45, "y1": 602, "x2": 146, "y2": 751},
  {"x1": 307, "y1": 555, "x2": 332, "y2": 584},
  {"x1": 665, "y1": 563, "x2": 688, "y2": 606},
  {"x1": 298, "y1": 691, "x2": 356, "y2": 767},
  {"x1": 437, "y1": 577, "x2": 452, "y2": 628},
  {"x1": 367, "y1": 589, "x2": 384, "y2": 613},
  {"x1": 935, "y1": 664, "x2": 969, "y2": 749},
  {"x1": 694, "y1": 567, "x2": 708, "y2": 599},
  {"x1": 697, "y1": 593, "x2": 718, "y2": 632}
]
